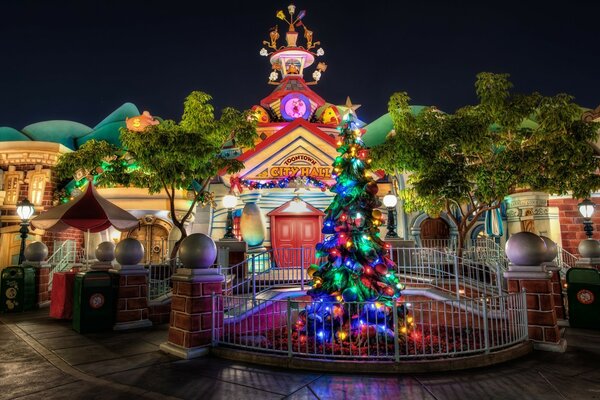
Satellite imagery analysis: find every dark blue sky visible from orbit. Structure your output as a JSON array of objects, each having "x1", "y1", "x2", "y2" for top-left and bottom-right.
[{"x1": 1, "y1": 0, "x2": 599, "y2": 128}]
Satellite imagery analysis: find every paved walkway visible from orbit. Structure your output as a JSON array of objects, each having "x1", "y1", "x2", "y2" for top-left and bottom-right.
[{"x1": 1, "y1": 309, "x2": 599, "y2": 400}]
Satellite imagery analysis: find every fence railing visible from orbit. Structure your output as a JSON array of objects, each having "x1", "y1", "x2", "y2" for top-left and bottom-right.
[
  {"x1": 213, "y1": 291, "x2": 528, "y2": 360},
  {"x1": 390, "y1": 248, "x2": 505, "y2": 300},
  {"x1": 555, "y1": 244, "x2": 578, "y2": 275},
  {"x1": 48, "y1": 248, "x2": 85, "y2": 289},
  {"x1": 147, "y1": 261, "x2": 179, "y2": 302},
  {"x1": 221, "y1": 248, "x2": 312, "y2": 299}
]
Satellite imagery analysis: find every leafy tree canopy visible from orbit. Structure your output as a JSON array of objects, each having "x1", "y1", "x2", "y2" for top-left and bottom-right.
[
  {"x1": 55, "y1": 91, "x2": 257, "y2": 258},
  {"x1": 371, "y1": 72, "x2": 600, "y2": 250}
]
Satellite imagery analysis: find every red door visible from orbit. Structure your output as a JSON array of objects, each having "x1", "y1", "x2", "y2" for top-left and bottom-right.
[
  {"x1": 271, "y1": 216, "x2": 321, "y2": 268},
  {"x1": 268, "y1": 199, "x2": 324, "y2": 268}
]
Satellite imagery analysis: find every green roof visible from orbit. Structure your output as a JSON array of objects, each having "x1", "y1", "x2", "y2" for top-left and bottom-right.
[
  {"x1": 0, "y1": 103, "x2": 140, "y2": 150},
  {"x1": 0, "y1": 127, "x2": 31, "y2": 141},
  {"x1": 363, "y1": 106, "x2": 427, "y2": 147}
]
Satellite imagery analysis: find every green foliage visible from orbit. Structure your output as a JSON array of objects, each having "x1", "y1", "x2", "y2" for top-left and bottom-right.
[
  {"x1": 54, "y1": 91, "x2": 258, "y2": 257},
  {"x1": 371, "y1": 72, "x2": 600, "y2": 248}
]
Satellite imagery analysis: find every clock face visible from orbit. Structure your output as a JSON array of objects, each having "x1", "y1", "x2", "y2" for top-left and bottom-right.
[{"x1": 281, "y1": 93, "x2": 311, "y2": 121}]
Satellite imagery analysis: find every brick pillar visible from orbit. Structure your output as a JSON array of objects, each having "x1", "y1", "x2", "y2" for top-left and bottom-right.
[
  {"x1": 544, "y1": 264, "x2": 566, "y2": 320},
  {"x1": 110, "y1": 264, "x2": 152, "y2": 331},
  {"x1": 160, "y1": 268, "x2": 224, "y2": 359},
  {"x1": 34, "y1": 264, "x2": 51, "y2": 308},
  {"x1": 25, "y1": 262, "x2": 51, "y2": 308},
  {"x1": 505, "y1": 264, "x2": 566, "y2": 352}
]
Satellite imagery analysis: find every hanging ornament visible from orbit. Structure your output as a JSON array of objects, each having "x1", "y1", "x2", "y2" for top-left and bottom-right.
[
  {"x1": 375, "y1": 264, "x2": 388, "y2": 275},
  {"x1": 341, "y1": 287, "x2": 358, "y2": 302},
  {"x1": 366, "y1": 181, "x2": 379, "y2": 195},
  {"x1": 372, "y1": 209, "x2": 382, "y2": 219}
]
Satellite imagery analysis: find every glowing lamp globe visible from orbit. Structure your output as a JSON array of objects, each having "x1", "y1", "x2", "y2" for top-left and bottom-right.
[
  {"x1": 16, "y1": 199, "x2": 35, "y2": 221},
  {"x1": 222, "y1": 194, "x2": 237, "y2": 209},
  {"x1": 382, "y1": 192, "x2": 397, "y2": 208},
  {"x1": 578, "y1": 198, "x2": 595, "y2": 220}
]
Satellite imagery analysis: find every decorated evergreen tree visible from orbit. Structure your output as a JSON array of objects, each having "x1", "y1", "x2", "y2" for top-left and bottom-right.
[{"x1": 297, "y1": 107, "x2": 410, "y2": 343}]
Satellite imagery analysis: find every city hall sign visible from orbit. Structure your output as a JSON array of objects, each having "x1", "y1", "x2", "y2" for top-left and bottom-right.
[{"x1": 255, "y1": 153, "x2": 332, "y2": 179}]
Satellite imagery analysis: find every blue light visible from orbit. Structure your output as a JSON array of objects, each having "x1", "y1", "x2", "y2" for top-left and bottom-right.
[{"x1": 317, "y1": 331, "x2": 325, "y2": 339}]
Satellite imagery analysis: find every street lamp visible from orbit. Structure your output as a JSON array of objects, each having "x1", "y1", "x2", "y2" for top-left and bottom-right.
[
  {"x1": 222, "y1": 193, "x2": 238, "y2": 240},
  {"x1": 578, "y1": 198, "x2": 595, "y2": 239},
  {"x1": 382, "y1": 191, "x2": 398, "y2": 239},
  {"x1": 16, "y1": 198, "x2": 35, "y2": 264}
]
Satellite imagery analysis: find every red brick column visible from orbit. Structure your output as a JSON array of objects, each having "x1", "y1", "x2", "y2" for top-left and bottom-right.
[
  {"x1": 110, "y1": 265, "x2": 152, "y2": 331},
  {"x1": 505, "y1": 264, "x2": 566, "y2": 352},
  {"x1": 160, "y1": 268, "x2": 224, "y2": 359},
  {"x1": 545, "y1": 265, "x2": 566, "y2": 320},
  {"x1": 34, "y1": 264, "x2": 51, "y2": 307}
]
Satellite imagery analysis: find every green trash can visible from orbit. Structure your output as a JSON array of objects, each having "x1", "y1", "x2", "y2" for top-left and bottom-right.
[
  {"x1": 72, "y1": 271, "x2": 117, "y2": 333},
  {"x1": 566, "y1": 268, "x2": 600, "y2": 329},
  {"x1": 1, "y1": 266, "x2": 36, "y2": 313}
]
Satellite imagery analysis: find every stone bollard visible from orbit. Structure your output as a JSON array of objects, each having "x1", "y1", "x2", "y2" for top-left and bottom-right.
[
  {"x1": 160, "y1": 233, "x2": 223, "y2": 359},
  {"x1": 92, "y1": 241, "x2": 115, "y2": 271},
  {"x1": 575, "y1": 239, "x2": 600, "y2": 271},
  {"x1": 505, "y1": 232, "x2": 566, "y2": 352},
  {"x1": 109, "y1": 238, "x2": 152, "y2": 330}
]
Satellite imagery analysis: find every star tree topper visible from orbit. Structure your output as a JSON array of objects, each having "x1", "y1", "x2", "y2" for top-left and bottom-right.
[{"x1": 343, "y1": 97, "x2": 361, "y2": 119}]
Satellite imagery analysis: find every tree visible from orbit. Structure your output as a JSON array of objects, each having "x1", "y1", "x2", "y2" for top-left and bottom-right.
[
  {"x1": 371, "y1": 73, "x2": 600, "y2": 256},
  {"x1": 55, "y1": 91, "x2": 257, "y2": 259},
  {"x1": 297, "y1": 111, "x2": 410, "y2": 344}
]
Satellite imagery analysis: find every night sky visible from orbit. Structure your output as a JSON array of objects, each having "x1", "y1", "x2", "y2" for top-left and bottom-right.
[{"x1": 1, "y1": 0, "x2": 599, "y2": 128}]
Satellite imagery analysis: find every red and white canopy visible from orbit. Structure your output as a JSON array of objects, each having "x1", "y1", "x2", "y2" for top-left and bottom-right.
[{"x1": 31, "y1": 182, "x2": 139, "y2": 233}]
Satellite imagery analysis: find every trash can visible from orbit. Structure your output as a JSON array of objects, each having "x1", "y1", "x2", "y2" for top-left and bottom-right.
[
  {"x1": 566, "y1": 268, "x2": 600, "y2": 329},
  {"x1": 1, "y1": 266, "x2": 36, "y2": 313},
  {"x1": 72, "y1": 271, "x2": 117, "y2": 333}
]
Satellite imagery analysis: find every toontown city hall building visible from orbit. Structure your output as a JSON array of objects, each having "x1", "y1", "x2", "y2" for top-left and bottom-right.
[{"x1": 1, "y1": 7, "x2": 599, "y2": 269}]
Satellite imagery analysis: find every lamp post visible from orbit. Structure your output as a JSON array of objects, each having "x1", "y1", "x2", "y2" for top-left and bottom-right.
[
  {"x1": 16, "y1": 198, "x2": 35, "y2": 265},
  {"x1": 578, "y1": 198, "x2": 596, "y2": 239},
  {"x1": 222, "y1": 194, "x2": 238, "y2": 240},
  {"x1": 383, "y1": 191, "x2": 398, "y2": 239}
]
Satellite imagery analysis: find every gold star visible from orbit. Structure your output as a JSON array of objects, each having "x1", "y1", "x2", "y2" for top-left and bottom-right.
[{"x1": 344, "y1": 96, "x2": 361, "y2": 118}]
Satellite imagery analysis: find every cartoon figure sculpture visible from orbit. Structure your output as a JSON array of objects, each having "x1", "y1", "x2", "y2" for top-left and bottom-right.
[
  {"x1": 251, "y1": 105, "x2": 271, "y2": 123},
  {"x1": 126, "y1": 111, "x2": 159, "y2": 132},
  {"x1": 321, "y1": 106, "x2": 340, "y2": 125},
  {"x1": 263, "y1": 26, "x2": 279, "y2": 50}
]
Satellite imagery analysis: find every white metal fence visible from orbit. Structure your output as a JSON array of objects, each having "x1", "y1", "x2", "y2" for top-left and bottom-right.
[
  {"x1": 213, "y1": 291, "x2": 528, "y2": 360},
  {"x1": 221, "y1": 247, "x2": 505, "y2": 303}
]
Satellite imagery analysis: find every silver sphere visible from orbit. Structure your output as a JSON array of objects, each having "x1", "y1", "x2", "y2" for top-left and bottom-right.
[
  {"x1": 24, "y1": 241, "x2": 48, "y2": 262},
  {"x1": 115, "y1": 238, "x2": 144, "y2": 265},
  {"x1": 179, "y1": 233, "x2": 217, "y2": 269},
  {"x1": 578, "y1": 239, "x2": 600, "y2": 259},
  {"x1": 95, "y1": 241, "x2": 116, "y2": 262},
  {"x1": 505, "y1": 232, "x2": 547, "y2": 266},
  {"x1": 539, "y1": 236, "x2": 558, "y2": 263}
]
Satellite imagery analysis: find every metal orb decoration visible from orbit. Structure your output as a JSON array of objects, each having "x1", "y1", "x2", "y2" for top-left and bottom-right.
[
  {"x1": 95, "y1": 241, "x2": 116, "y2": 262},
  {"x1": 240, "y1": 203, "x2": 266, "y2": 247},
  {"x1": 179, "y1": 233, "x2": 218, "y2": 269},
  {"x1": 505, "y1": 232, "x2": 547, "y2": 266},
  {"x1": 578, "y1": 239, "x2": 600, "y2": 259},
  {"x1": 539, "y1": 236, "x2": 558, "y2": 263},
  {"x1": 115, "y1": 238, "x2": 144, "y2": 265},
  {"x1": 24, "y1": 241, "x2": 48, "y2": 262}
]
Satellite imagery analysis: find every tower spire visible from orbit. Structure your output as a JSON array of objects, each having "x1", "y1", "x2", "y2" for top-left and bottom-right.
[{"x1": 260, "y1": 4, "x2": 327, "y2": 85}]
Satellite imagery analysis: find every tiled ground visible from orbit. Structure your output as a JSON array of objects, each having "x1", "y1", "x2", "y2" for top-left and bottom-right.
[{"x1": 1, "y1": 309, "x2": 599, "y2": 400}]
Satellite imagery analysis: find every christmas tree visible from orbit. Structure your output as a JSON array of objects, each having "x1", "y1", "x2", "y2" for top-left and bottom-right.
[{"x1": 297, "y1": 106, "x2": 410, "y2": 344}]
